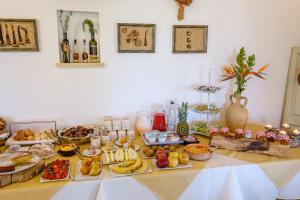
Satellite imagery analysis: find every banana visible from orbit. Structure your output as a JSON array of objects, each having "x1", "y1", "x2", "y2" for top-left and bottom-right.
[
  {"x1": 110, "y1": 151, "x2": 115, "y2": 163},
  {"x1": 135, "y1": 160, "x2": 149, "y2": 173},
  {"x1": 125, "y1": 149, "x2": 129, "y2": 161},
  {"x1": 117, "y1": 160, "x2": 136, "y2": 167},
  {"x1": 119, "y1": 149, "x2": 125, "y2": 162},
  {"x1": 104, "y1": 150, "x2": 110, "y2": 164},
  {"x1": 126, "y1": 157, "x2": 142, "y2": 171},
  {"x1": 112, "y1": 166, "x2": 132, "y2": 174}
]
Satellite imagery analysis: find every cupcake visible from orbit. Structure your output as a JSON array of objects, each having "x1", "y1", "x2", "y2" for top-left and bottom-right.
[
  {"x1": 244, "y1": 129, "x2": 253, "y2": 139},
  {"x1": 209, "y1": 127, "x2": 219, "y2": 137},
  {"x1": 221, "y1": 127, "x2": 229, "y2": 138},
  {"x1": 235, "y1": 129, "x2": 244, "y2": 139},
  {"x1": 256, "y1": 131, "x2": 266, "y2": 140},
  {"x1": 266, "y1": 132, "x2": 276, "y2": 142},
  {"x1": 280, "y1": 135, "x2": 290, "y2": 145}
]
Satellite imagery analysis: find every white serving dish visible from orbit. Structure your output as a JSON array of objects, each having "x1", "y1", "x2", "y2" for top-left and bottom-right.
[
  {"x1": 75, "y1": 161, "x2": 102, "y2": 181},
  {"x1": 82, "y1": 149, "x2": 101, "y2": 157},
  {"x1": 142, "y1": 131, "x2": 184, "y2": 146},
  {"x1": 109, "y1": 163, "x2": 152, "y2": 178},
  {"x1": 151, "y1": 159, "x2": 192, "y2": 171},
  {"x1": 0, "y1": 153, "x2": 41, "y2": 175}
]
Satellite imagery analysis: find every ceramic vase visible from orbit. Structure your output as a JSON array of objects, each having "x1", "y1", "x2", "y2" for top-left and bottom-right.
[{"x1": 225, "y1": 94, "x2": 248, "y2": 132}]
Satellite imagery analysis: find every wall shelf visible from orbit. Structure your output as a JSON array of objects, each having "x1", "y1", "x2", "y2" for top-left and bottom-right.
[{"x1": 56, "y1": 63, "x2": 104, "y2": 67}]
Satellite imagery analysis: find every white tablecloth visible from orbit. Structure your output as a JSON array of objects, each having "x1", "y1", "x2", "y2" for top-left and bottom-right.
[{"x1": 50, "y1": 161, "x2": 300, "y2": 200}]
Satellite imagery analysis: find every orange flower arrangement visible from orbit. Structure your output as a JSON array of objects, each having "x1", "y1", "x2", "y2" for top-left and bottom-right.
[
  {"x1": 220, "y1": 47, "x2": 269, "y2": 95},
  {"x1": 176, "y1": 0, "x2": 193, "y2": 20}
]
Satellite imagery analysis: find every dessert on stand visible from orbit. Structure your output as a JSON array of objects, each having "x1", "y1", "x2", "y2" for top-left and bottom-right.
[{"x1": 190, "y1": 77, "x2": 223, "y2": 138}]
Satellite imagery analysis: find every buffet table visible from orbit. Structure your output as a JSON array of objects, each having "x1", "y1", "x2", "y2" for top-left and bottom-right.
[{"x1": 1, "y1": 124, "x2": 300, "y2": 200}]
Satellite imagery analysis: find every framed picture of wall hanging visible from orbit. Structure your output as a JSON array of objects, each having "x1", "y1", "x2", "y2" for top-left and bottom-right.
[
  {"x1": 0, "y1": 18, "x2": 39, "y2": 52},
  {"x1": 56, "y1": 10, "x2": 103, "y2": 67},
  {"x1": 118, "y1": 23, "x2": 156, "y2": 53},
  {"x1": 173, "y1": 25, "x2": 208, "y2": 53}
]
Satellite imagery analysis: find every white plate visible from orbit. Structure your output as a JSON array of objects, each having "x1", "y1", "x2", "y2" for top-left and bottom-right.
[
  {"x1": 40, "y1": 162, "x2": 71, "y2": 183},
  {"x1": 75, "y1": 161, "x2": 102, "y2": 181},
  {"x1": 151, "y1": 159, "x2": 192, "y2": 171},
  {"x1": 109, "y1": 162, "x2": 152, "y2": 178},
  {"x1": 82, "y1": 149, "x2": 101, "y2": 157},
  {"x1": 101, "y1": 145, "x2": 118, "y2": 152},
  {"x1": 0, "y1": 153, "x2": 41, "y2": 175}
]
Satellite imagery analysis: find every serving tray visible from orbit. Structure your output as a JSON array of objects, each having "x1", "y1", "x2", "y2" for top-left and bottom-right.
[{"x1": 141, "y1": 131, "x2": 184, "y2": 146}]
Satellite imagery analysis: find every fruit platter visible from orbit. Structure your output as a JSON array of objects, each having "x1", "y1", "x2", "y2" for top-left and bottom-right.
[
  {"x1": 151, "y1": 150, "x2": 192, "y2": 170},
  {"x1": 75, "y1": 157, "x2": 102, "y2": 181},
  {"x1": 0, "y1": 152, "x2": 41, "y2": 175},
  {"x1": 58, "y1": 125, "x2": 98, "y2": 145},
  {"x1": 109, "y1": 157, "x2": 152, "y2": 178},
  {"x1": 142, "y1": 131, "x2": 184, "y2": 146},
  {"x1": 40, "y1": 159, "x2": 70, "y2": 182}
]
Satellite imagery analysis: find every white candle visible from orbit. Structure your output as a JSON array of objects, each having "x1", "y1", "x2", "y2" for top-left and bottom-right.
[
  {"x1": 282, "y1": 123, "x2": 290, "y2": 129},
  {"x1": 280, "y1": 130, "x2": 287, "y2": 135},
  {"x1": 293, "y1": 129, "x2": 300, "y2": 135},
  {"x1": 265, "y1": 124, "x2": 272, "y2": 129}
]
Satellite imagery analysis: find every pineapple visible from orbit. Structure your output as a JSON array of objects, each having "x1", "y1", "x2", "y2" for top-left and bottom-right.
[{"x1": 176, "y1": 102, "x2": 189, "y2": 137}]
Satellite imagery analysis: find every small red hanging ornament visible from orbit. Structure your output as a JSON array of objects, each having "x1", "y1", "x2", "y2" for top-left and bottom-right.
[{"x1": 175, "y1": 0, "x2": 193, "y2": 21}]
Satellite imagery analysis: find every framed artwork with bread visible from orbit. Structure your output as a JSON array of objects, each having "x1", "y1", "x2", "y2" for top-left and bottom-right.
[
  {"x1": 0, "y1": 18, "x2": 39, "y2": 51},
  {"x1": 173, "y1": 25, "x2": 208, "y2": 53},
  {"x1": 118, "y1": 23, "x2": 156, "y2": 53}
]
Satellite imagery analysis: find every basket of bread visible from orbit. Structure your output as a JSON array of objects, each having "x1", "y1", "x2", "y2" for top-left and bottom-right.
[
  {"x1": 184, "y1": 144, "x2": 213, "y2": 161},
  {"x1": 58, "y1": 125, "x2": 98, "y2": 145}
]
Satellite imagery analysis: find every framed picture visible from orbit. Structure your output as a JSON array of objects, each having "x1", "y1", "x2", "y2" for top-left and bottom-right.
[
  {"x1": 0, "y1": 18, "x2": 39, "y2": 51},
  {"x1": 173, "y1": 25, "x2": 208, "y2": 53},
  {"x1": 118, "y1": 23, "x2": 156, "y2": 53}
]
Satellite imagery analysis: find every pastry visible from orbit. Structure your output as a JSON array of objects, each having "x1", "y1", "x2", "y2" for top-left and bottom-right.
[
  {"x1": 220, "y1": 127, "x2": 229, "y2": 138},
  {"x1": 12, "y1": 154, "x2": 33, "y2": 166},
  {"x1": 61, "y1": 126, "x2": 94, "y2": 138},
  {"x1": 235, "y1": 129, "x2": 244, "y2": 139},
  {"x1": 0, "y1": 161, "x2": 15, "y2": 173},
  {"x1": 256, "y1": 131, "x2": 266, "y2": 141},
  {"x1": 266, "y1": 132, "x2": 276, "y2": 142},
  {"x1": 80, "y1": 158, "x2": 101, "y2": 176},
  {"x1": 14, "y1": 129, "x2": 35, "y2": 141},
  {"x1": 280, "y1": 135, "x2": 290, "y2": 145},
  {"x1": 30, "y1": 144, "x2": 54, "y2": 158},
  {"x1": 209, "y1": 127, "x2": 219, "y2": 137},
  {"x1": 0, "y1": 117, "x2": 7, "y2": 132}
]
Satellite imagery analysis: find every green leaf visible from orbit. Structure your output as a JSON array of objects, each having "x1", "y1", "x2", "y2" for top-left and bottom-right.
[
  {"x1": 236, "y1": 47, "x2": 246, "y2": 67},
  {"x1": 247, "y1": 54, "x2": 256, "y2": 67}
]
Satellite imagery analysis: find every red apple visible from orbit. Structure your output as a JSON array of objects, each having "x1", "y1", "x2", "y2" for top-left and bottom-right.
[
  {"x1": 156, "y1": 150, "x2": 167, "y2": 159},
  {"x1": 156, "y1": 158, "x2": 168, "y2": 168}
]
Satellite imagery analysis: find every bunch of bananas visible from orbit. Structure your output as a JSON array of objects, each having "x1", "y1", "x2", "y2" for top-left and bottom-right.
[
  {"x1": 111, "y1": 157, "x2": 149, "y2": 174},
  {"x1": 103, "y1": 148, "x2": 138, "y2": 164}
]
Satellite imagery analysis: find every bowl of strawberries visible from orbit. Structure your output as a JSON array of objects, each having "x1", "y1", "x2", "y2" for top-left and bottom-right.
[{"x1": 41, "y1": 159, "x2": 70, "y2": 182}]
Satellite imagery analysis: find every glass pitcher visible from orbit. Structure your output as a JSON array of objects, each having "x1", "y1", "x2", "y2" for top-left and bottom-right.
[{"x1": 135, "y1": 111, "x2": 152, "y2": 135}]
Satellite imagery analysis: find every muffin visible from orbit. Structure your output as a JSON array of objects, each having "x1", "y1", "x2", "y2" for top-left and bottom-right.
[
  {"x1": 209, "y1": 127, "x2": 219, "y2": 137},
  {"x1": 256, "y1": 131, "x2": 266, "y2": 141},
  {"x1": 280, "y1": 135, "x2": 290, "y2": 145},
  {"x1": 266, "y1": 132, "x2": 276, "y2": 142},
  {"x1": 235, "y1": 129, "x2": 244, "y2": 139},
  {"x1": 244, "y1": 129, "x2": 253, "y2": 139},
  {"x1": 220, "y1": 127, "x2": 229, "y2": 138}
]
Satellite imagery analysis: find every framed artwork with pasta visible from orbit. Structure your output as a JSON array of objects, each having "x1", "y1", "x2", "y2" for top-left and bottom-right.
[
  {"x1": 0, "y1": 18, "x2": 39, "y2": 51},
  {"x1": 173, "y1": 25, "x2": 208, "y2": 53},
  {"x1": 118, "y1": 23, "x2": 156, "y2": 53}
]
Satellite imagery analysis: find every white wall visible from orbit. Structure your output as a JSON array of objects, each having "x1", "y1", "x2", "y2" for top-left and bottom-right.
[{"x1": 1, "y1": 0, "x2": 300, "y2": 127}]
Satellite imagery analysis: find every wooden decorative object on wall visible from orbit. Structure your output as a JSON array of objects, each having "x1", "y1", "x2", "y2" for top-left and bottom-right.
[
  {"x1": 175, "y1": 0, "x2": 193, "y2": 21},
  {"x1": 0, "y1": 19, "x2": 39, "y2": 51},
  {"x1": 173, "y1": 25, "x2": 208, "y2": 53},
  {"x1": 118, "y1": 23, "x2": 156, "y2": 53}
]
